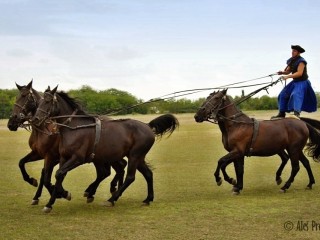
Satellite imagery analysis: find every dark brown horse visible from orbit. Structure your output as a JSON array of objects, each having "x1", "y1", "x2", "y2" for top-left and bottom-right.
[
  {"x1": 194, "y1": 89, "x2": 320, "y2": 194},
  {"x1": 7, "y1": 81, "x2": 126, "y2": 205},
  {"x1": 31, "y1": 86, "x2": 179, "y2": 213}
]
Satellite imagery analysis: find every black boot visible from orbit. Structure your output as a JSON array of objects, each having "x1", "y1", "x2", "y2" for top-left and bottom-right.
[
  {"x1": 293, "y1": 111, "x2": 300, "y2": 118},
  {"x1": 271, "y1": 112, "x2": 286, "y2": 119}
]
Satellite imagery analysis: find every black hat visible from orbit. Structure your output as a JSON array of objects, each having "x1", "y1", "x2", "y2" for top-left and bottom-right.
[{"x1": 291, "y1": 45, "x2": 305, "y2": 53}]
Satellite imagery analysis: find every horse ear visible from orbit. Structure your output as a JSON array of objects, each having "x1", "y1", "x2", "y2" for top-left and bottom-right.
[
  {"x1": 51, "y1": 85, "x2": 58, "y2": 94},
  {"x1": 26, "y1": 79, "x2": 33, "y2": 90},
  {"x1": 16, "y1": 82, "x2": 23, "y2": 90},
  {"x1": 222, "y1": 89, "x2": 228, "y2": 100}
]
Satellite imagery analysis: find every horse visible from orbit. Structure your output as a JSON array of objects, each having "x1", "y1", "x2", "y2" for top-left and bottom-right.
[
  {"x1": 7, "y1": 81, "x2": 127, "y2": 204},
  {"x1": 194, "y1": 89, "x2": 320, "y2": 194},
  {"x1": 31, "y1": 86, "x2": 179, "y2": 213}
]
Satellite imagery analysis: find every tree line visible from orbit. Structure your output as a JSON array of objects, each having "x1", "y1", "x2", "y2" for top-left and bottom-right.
[{"x1": 1, "y1": 85, "x2": 320, "y2": 119}]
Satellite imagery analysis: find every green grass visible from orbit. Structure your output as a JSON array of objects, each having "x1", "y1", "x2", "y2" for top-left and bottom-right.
[{"x1": 1, "y1": 111, "x2": 320, "y2": 239}]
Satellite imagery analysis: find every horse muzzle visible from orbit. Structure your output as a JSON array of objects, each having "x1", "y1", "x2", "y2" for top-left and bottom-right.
[
  {"x1": 7, "y1": 115, "x2": 23, "y2": 131},
  {"x1": 194, "y1": 113, "x2": 205, "y2": 123}
]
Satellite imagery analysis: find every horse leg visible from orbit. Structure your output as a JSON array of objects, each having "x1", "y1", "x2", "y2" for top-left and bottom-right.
[
  {"x1": 34, "y1": 160, "x2": 63, "y2": 204},
  {"x1": 31, "y1": 168, "x2": 45, "y2": 205},
  {"x1": 299, "y1": 153, "x2": 315, "y2": 190},
  {"x1": 213, "y1": 159, "x2": 223, "y2": 186},
  {"x1": 220, "y1": 159, "x2": 237, "y2": 186},
  {"x1": 84, "y1": 162, "x2": 111, "y2": 203},
  {"x1": 280, "y1": 152, "x2": 300, "y2": 192},
  {"x1": 109, "y1": 158, "x2": 127, "y2": 194},
  {"x1": 43, "y1": 157, "x2": 81, "y2": 213},
  {"x1": 137, "y1": 161, "x2": 154, "y2": 205},
  {"x1": 275, "y1": 150, "x2": 289, "y2": 185},
  {"x1": 214, "y1": 152, "x2": 241, "y2": 186},
  {"x1": 232, "y1": 157, "x2": 244, "y2": 194},
  {"x1": 107, "y1": 158, "x2": 139, "y2": 205},
  {"x1": 42, "y1": 157, "x2": 59, "y2": 197},
  {"x1": 18, "y1": 151, "x2": 42, "y2": 187}
]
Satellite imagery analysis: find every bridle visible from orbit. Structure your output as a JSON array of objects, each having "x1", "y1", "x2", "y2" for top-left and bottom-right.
[
  {"x1": 200, "y1": 93, "x2": 248, "y2": 124},
  {"x1": 12, "y1": 88, "x2": 38, "y2": 122},
  {"x1": 199, "y1": 93, "x2": 226, "y2": 123},
  {"x1": 34, "y1": 91, "x2": 58, "y2": 126}
]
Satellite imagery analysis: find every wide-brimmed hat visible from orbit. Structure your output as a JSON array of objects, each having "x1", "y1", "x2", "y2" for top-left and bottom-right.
[{"x1": 291, "y1": 45, "x2": 305, "y2": 53}]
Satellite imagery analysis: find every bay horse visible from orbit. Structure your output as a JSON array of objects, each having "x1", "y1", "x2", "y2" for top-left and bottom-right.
[
  {"x1": 31, "y1": 86, "x2": 179, "y2": 213},
  {"x1": 194, "y1": 89, "x2": 320, "y2": 194},
  {"x1": 7, "y1": 81, "x2": 127, "y2": 204}
]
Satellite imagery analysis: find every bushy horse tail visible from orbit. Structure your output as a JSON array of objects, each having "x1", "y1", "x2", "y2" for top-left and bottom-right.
[
  {"x1": 305, "y1": 123, "x2": 320, "y2": 162},
  {"x1": 148, "y1": 114, "x2": 179, "y2": 138}
]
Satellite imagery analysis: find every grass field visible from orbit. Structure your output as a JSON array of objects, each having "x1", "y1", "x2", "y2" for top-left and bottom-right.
[{"x1": 1, "y1": 111, "x2": 320, "y2": 239}]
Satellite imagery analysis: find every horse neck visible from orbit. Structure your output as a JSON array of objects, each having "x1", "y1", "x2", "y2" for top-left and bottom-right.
[
  {"x1": 219, "y1": 100, "x2": 251, "y2": 126},
  {"x1": 54, "y1": 94, "x2": 93, "y2": 128},
  {"x1": 55, "y1": 94, "x2": 77, "y2": 121},
  {"x1": 32, "y1": 88, "x2": 42, "y2": 102}
]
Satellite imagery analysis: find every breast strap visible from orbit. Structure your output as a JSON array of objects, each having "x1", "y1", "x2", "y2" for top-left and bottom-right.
[
  {"x1": 247, "y1": 118, "x2": 259, "y2": 157},
  {"x1": 90, "y1": 117, "x2": 102, "y2": 160}
]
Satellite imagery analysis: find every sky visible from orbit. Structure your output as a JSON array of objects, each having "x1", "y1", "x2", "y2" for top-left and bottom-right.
[{"x1": 1, "y1": 0, "x2": 320, "y2": 101}]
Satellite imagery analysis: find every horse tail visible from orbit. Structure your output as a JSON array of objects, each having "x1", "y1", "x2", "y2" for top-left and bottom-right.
[
  {"x1": 300, "y1": 117, "x2": 320, "y2": 130},
  {"x1": 305, "y1": 123, "x2": 320, "y2": 162},
  {"x1": 148, "y1": 114, "x2": 179, "y2": 137}
]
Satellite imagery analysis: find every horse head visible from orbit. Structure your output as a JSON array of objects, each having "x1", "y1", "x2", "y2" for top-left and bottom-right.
[
  {"x1": 31, "y1": 85, "x2": 59, "y2": 127},
  {"x1": 194, "y1": 89, "x2": 228, "y2": 122},
  {"x1": 7, "y1": 80, "x2": 41, "y2": 131}
]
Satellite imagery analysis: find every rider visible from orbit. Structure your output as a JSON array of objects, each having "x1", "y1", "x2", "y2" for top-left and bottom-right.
[{"x1": 272, "y1": 45, "x2": 317, "y2": 119}]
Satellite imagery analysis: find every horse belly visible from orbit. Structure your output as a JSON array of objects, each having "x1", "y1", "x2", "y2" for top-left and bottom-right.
[{"x1": 251, "y1": 123, "x2": 288, "y2": 156}]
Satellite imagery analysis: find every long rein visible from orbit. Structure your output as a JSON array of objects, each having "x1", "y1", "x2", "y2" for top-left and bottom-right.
[
  {"x1": 27, "y1": 113, "x2": 100, "y2": 136},
  {"x1": 206, "y1": 77, "x2": 283, "y2": 125},
  {"x1": 104, "y1": 73, "x2": 280, "y2": 116}
]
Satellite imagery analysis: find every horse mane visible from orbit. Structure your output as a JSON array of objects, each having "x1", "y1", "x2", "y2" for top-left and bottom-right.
[{"x1": 55, "y1": 91, "x2": 87, "y2": 115}]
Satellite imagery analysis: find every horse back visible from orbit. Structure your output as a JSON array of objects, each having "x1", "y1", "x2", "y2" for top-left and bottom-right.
[
  {"x1": 59, "y1": 118, "x2": 155, "y2": 163},
  {"x1": 252, "y1": 119, "x2": 309, "y2": 155}
]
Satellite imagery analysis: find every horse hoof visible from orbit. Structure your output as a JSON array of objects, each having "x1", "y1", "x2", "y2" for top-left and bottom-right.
[
  {"x1": 232, "y1": 191, "x2": 240, "y2": 195},
  {"x1": 276, "y1": 177, "x2": 282, "y2": 185},
  {"x1": 42, "y1": 207, "x2": 52, "y2": 213},
  {"x1": 31, "y1": 178, "x2": 38, "y2": 187},
  {"x1": 31, "y1": 199, "x2": 39, "y2": 205},
  {"x1": 279, "y1": 189, "x2": 286, "y2": 193},
  {"x1": 217, "y1": 179, "x2": 223, "y2": 186},
  {"x1": 306, "y1": 186, "x2": 312, "y2": 190},
  {"x1": 87, "y1": 197, "x2": 94, "y2": 203},
  {"x1": 83, "y1": 192, "x2": 89, "y2": 197},
  {"x1": 231, "y1": 179, "x2": 237, "y2": 186},
  {"x1": 65, "y1": 192, "x2": 72, "y2": 201},
  {"x1": 141, "y1": 202, "x2": 150, "y2": 206},
  {"x1": 103, "y1": 201, "x2": 115, "y2": 207}
]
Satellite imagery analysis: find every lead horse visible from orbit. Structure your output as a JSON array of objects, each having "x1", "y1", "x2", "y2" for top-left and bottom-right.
[
  {"x1": 7, "y1": 81, "x2": 127, "y2": 204},
  {"x1": 31, "y1": 86, "x2": 179, "y2": 213},
  {"x1": 194, "y1": 89, "x2": 320, "y2": 194}
]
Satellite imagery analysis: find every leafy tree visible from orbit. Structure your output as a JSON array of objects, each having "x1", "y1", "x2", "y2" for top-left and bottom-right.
[
  {"x1": 0, "y1": 89, "x2": 18, "y2": 119},
  {"x1": 1, "y1": 85, "x2": 320, "y2": 119}
]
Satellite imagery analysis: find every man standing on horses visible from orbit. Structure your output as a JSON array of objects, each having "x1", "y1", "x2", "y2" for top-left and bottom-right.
[{"x1": 272, "y1": 45, "x2": 317, "y2": 119}]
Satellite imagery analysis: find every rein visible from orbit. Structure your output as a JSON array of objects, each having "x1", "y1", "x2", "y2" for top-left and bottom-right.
[
  {"x1": 104, "y1": 73, "x2": 279, "y2": 115},
  {"x1": 47, "y1": 112, "x2": 101, "y2": 130},
  {"x1": 205, "y1": 77, "x2": 283, "y2": 124}
]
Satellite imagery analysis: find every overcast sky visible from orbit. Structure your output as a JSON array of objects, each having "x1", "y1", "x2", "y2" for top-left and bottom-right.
[{"x1": 1, "y1": 0, "x2": 320, "y2": 100}]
